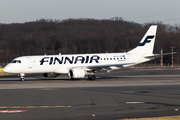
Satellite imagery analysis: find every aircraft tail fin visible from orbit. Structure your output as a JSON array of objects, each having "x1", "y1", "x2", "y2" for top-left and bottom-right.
[{"x1": 128, "y1": 25, "x2": 157, "y2": 54}]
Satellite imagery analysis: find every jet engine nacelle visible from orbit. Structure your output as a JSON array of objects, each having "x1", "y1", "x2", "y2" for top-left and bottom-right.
[
  {"x1": 68, "y1": 68, "x2": 86, "y2": 78},
  {"x1": 43, "y1": 73, "x2": 60, "y2": 78}
]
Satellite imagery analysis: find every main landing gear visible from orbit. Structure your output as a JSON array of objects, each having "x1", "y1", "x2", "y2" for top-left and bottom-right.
[{"x1": 88, "y1": 75, "x2": 96, "y2": 80}]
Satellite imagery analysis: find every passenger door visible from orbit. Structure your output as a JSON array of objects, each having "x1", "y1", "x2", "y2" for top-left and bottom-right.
[{"x1": 27, "y1": 57, "x2": 33, "y2": 68}]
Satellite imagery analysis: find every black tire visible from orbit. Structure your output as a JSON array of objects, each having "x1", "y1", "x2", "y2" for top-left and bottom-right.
[
  {"x1": 88, "y1": 75, "x2": 91, "y2": 80},
  {"x1": 91, "y1": 75, "x2": 96, "y2": 80},
  {"x1": 88, "y1": 75, "x2": 96, "y2": 80},
  {"x1": 20, "y1": 78, "x2": 24, "y2": 82}
]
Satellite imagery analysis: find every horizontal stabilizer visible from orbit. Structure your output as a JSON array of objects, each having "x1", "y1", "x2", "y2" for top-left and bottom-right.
[{"x1": 144, "y1": 52, "x2": 177, "y2": 58}]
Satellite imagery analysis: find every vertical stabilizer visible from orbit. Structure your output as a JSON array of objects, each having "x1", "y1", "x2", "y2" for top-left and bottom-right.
[{"x1": 128, "y1": 25, "x2": 157, "y2": 54}]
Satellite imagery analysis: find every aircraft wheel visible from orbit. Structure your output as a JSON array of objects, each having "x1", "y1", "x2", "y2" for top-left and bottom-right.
[
  {"x1": 88, "y1": 75, "x2": 96, "y2": 80},
  {"x1": 20, "y1": 78, "x2": 24, "y2": 82},
  {"x1": 19, "y1": 73, "x2": 25, "y2": 82}
]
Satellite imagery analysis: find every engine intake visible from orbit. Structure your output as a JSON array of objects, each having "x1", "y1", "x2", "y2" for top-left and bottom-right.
[{"x1": 68, "y1": 68, "x2": 86, "y2": 78}]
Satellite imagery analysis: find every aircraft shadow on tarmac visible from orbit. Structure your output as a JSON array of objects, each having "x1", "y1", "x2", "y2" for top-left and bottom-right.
[{"x1": 0, "y1": 75, "x2": 125, "y2": 82}]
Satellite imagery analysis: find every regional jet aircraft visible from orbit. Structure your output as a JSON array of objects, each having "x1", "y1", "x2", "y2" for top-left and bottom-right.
[{"x1": 3, "y1": 25, "x2": 174, "y2": 81}]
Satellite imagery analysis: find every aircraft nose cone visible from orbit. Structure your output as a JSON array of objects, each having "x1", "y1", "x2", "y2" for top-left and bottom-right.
[
  {"x1": 3, "y1": 67, "x2": 8, "y2": 73},
  {"x1": 3, "y1": 65, "x2": 11, "y2": 73}
]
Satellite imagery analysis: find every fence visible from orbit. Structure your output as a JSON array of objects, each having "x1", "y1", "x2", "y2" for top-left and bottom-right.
[{"x1": 0, "y1": 63, "x2": 8, "y2": 68}]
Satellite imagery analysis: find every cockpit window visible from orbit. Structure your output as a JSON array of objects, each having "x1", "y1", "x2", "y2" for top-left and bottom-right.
[{"x1": 10, "y1": 60, "x2": 21, "y2": 63}]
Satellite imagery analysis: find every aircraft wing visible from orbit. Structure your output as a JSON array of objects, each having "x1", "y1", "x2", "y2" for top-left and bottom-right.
[
  {"x1": 74, "y1": 63, "x2": 132, "y2": 72},
  {"x1": 144, "y1": 52, "x2": 177, "y2": 58}
]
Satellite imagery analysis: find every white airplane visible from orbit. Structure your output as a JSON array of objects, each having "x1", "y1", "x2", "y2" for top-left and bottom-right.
[{"x1": 3, "y1": 25, "x2": 175, "y2": 81}]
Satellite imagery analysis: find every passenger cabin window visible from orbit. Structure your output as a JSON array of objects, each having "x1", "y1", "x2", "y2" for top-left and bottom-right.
[{"x1": 10, "y1": 60, "x2": 21, "y2": 63}]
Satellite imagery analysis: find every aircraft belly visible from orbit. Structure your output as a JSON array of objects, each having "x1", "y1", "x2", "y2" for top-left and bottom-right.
[{"x1": 54, "y1": 68, "x2": 68, "y2": 74}]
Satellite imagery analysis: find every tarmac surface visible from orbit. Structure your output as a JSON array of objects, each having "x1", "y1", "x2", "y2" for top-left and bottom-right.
[{"x1": 0, "y1": 68, "x2": 180, "y2": 120}]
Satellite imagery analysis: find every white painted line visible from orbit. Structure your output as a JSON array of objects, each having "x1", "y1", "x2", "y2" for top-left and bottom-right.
[{"x1": 126, "y1": 102, "x2": 145, "y2": 104}]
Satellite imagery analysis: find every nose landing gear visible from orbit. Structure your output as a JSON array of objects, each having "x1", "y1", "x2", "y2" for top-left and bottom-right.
[{"x1": 19, "y1": 73, "x2": 25, "y2": 81}]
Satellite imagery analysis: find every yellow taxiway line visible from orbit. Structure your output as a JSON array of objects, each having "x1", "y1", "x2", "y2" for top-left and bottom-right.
[{"x1": 0, "y1": 68, "x2": 3, "y2": 72}]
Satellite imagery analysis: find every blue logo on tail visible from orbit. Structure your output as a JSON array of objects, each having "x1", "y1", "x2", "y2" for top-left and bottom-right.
[{"x1": 138, "y1": 36, "x2": 154, "y2": 46}]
